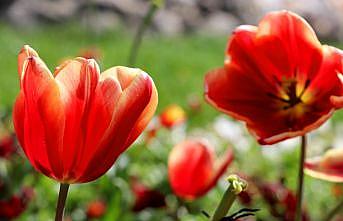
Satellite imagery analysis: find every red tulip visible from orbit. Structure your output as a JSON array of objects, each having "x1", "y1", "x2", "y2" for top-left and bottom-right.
[
  {"x1": 305, "y1": 148, "x2": 343, "y2": 182},
  {"x1": 168, "y1": 139, "x2": 234, "y2": 200},
  {"x1": 131, "y1": 177, "x2": 166, "y2": 212},
  {"x1": 159, "y1": 104, "x2": 186, "y2": 128},
  {"x1": 205, "y1": 10, "x2": 343, "y2": 145},
  {"x1": 13, "y1": 45, "x2": 158, "y2": 183},
  {"x1": 86, "y1": 200, "x2": 106, "y2": 219}
]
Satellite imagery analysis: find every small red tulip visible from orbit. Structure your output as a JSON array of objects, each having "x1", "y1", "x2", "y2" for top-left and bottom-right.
[
  {"x1": 168, "y1": 139, "x2": 234, "y2": 200},
  {"x1": 205, "y1": 10, "x2": 343, "y2": 145},
  {"x1": 305, "y1": 148, "x2": 343, "y2": 182},
  {"x1": 86, "y1": 200, "x2": 106, "y2": 219},
  {"x1": 13, "y1": 45, "x2": 158, "y2": 183},
  {"x1": 131, "y1": 178, "x2": 166, "y2": 212},
  {"x1": 159, "y1": 104, "x2": 186, "y2": 128}
]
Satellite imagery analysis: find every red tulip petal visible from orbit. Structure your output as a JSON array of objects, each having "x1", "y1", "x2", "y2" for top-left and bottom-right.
[
  {"x1": 330, "y1": 64, "x2": 343, "y2": 109},
  {"x1": 77, "y1": 67, "x2": 156, "y2": 183},
  {"x1": 255, "y1": 11, "x2": 322, "y2": 80},
  {"x1": 54, "y1": 58, "x2": 101, "y2": 181},
  {"x1": 305, "y1": 148, "x2": 343, "y2": 182},
  {"x1": 20, "y1": 57, "x2": 65, "y2": 180},
  {"x1": 68, "y1": 74, "x2": 122, "y2": 182},
  {"x1": 13, "y1": 92, "x2": 25, "y2": 149},
  {"x1": 202, "y1": 148, "x2": 234, "y2": 195},
  {"x1": 17, "y1": 45, "x2": 38, "y2": 82}
]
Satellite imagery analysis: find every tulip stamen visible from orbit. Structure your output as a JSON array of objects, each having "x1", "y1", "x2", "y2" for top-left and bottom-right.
[{"x1": 268, "y1": 74, "x2": 311, "y2": 111}]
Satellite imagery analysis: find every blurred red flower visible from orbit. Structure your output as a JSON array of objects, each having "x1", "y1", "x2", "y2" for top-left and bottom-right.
[
  {"x1": 305, "y1": 148, "x2": 343, "y2": 182},
  {"x1": 331, "y1": 184, "x2": 343, "y2": 198},
  {"x1": 13, "y1": 45, "x2": 158, "y2": 183},
  {"x1": 131, "y1": 178, "x2": 166, "y2": 212},
  {"x1": 0, "y1": 187, "x2": 34, "y2": 220},
  {"x1": 168, "y1": 139, "x2": 234, "y2": 200},
  {"x1": 0, "y1": 135, "x2": 17, "y2": 158},
  {"x1": 255, "y1": 180, "x2": 310, "y2": 221},
  {"x1": 238, "y1": 190, "x2": 254, "y2": 206},
  {"x1": 86, "y1": 200, "x2": 106, "y2": 219},
  {"x1": 159, "y1": 104, "x2": 186, "y2": 128},
  {"x1": 205, "y1": 10, "x2": 343, "y2": 145}
]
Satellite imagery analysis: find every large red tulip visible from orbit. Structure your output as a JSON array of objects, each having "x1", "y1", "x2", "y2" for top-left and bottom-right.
[
  {"x1": 205, "y1": 10, "x2": 343, "y2": 145},
  {"x1": 168, "y1": 139, "x2": 234, "y2": 200},
  {"x1": 13, "y1": 45, "x2": 158, "y2": 183},
  {"x1": 305, "y1": 148, "x2": 343, "y2": 182}
]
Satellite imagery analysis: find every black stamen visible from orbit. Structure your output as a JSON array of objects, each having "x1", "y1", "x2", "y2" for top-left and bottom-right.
[
  {"x1": 231, "y1": 213, "x2": 256, "y2": 220},
  {"x1": 202, "y1": 210, "x2": 211, "y2": 218},
  {"x1": 229, "y1": 208, "x2": 260, "y2": 218}
]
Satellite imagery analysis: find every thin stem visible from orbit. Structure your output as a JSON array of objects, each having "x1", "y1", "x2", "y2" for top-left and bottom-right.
[
  {"x1": 55, "y1": 183, "x2": 70, "y2": 221},
  {"x1": 211, "y1": 175, "x2": 247, "y2": 221},
  {"x1": 127, "y1": 2, "x2": 158, "y2": 66},
  {"x1": 324, "y1": 199, "x2": 343, "y2": 221},
  {"x1": 295, "y1": 135, "x2": 307, "y2": 221}
]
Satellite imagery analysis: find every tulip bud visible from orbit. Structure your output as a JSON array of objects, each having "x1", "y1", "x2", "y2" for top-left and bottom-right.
[{"x1": 168, "y1": 139, "x2": 233, "y2": 200}]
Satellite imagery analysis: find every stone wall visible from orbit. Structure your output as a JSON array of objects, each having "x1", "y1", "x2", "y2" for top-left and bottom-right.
[{"x1": 2, "y1": 0, "x2": 343, "y2": 39}]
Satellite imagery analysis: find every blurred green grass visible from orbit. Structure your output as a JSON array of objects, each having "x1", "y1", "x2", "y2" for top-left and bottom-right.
[{"x1": 0, "y1": 22, "x2": 228, "y2": 127}]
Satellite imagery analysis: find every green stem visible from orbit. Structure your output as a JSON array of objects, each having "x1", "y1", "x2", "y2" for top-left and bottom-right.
[
  {"x1": 324, "y1": 199, "x2": 343, "y2": 221},
  {"x1": 295, "y1": 135, "x2": 307, "y2": 221},
  {"x1": 127, "y1": 2, "x2": 158, "y2": 66},
  {"x1": 55, "y1": 183, "x2": 70, "y2": 221},
  {"x1": 211, "y1": 175, "x2": 247, "y2": 221}
]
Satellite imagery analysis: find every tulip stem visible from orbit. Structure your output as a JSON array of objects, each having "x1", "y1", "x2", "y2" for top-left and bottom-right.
[
  {"x1": 295, "y1": 135, "x2": 307, "y2": 221},
  {"x1": 55, "y1": 183, "x2": 70, "y2": 221},
  {"x1": 324, "y1": 199, "x2": 343, "y2": 221},
  {"x1": 127, "y1": 2, "x2": 158, "y2": 66},
  {"x1": 211, "y1": 175, "x2": 247, "y2": 221}
]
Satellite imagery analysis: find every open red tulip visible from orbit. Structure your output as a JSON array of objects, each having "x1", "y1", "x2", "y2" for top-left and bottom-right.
[
  {"x1": 168, "y1": 139, "x2": 234, "y2": 200},
  {"x1": 305, "y1": 148, "x2": 343, "y2": 182},
  {"x1": 205, "y1": 10, "x2": 343, "y2": 145},
  {"x1": 13, "y1": 45, "x2": 158, "y2": 183}
]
